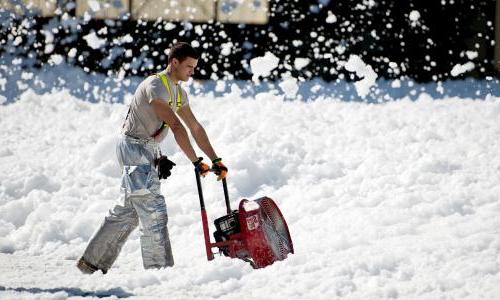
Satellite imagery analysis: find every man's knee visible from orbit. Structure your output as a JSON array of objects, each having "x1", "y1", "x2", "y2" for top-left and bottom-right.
[{"x1": 105, "y1": 204, "x2": 139, "y2": 226}]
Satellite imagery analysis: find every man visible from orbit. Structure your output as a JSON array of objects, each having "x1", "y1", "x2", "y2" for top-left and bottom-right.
[{"x1": 77, "y1": 42, "x2": 227, "y2": 274}]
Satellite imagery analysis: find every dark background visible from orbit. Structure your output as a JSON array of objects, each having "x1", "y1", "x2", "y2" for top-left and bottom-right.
[{"x1": 0, "y1": 0, "x2": 496, "y2": 82}]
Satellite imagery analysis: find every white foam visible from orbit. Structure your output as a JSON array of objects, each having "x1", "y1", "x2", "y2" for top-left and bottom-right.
[
  {"x1": 0, "y1": 70, "x2": 499, "y2": 299},
  {"x1": 344, "y1": 55, "x2": 378, "y2": 98},
  {"x1": 294, "y1": 58, "x2": 310, "y2": 70},
  {"x1": 451, "y1": 62, "x2": 475, "y2": 77},
  {"x1": 83, "y1": 31, "x2": 106, "y2": 50},
  {"x1": 250, "y1": 52, "x2": 279, "y2": 82}
]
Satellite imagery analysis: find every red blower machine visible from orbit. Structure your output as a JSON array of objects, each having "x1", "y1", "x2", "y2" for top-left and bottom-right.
[{"x1": 195, "y1": 170, "x2": 294, "y2": 269}]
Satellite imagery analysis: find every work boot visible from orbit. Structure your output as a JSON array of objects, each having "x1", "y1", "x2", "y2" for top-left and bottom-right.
[{"x1": 76, "y1": 257, "x2": 103, "y2": 274}]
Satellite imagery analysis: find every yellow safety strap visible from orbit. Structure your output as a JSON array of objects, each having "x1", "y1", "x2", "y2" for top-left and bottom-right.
[
  {"x1": 152, "y1": 73, "x2": 183, "y2": 137},
  {"x1": 157, "y1": 73, "x2": 182, "y2": 110}
]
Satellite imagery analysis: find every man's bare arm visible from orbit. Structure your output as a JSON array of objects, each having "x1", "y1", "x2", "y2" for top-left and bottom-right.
[
  {"x1": 177, "y1": 104, "x2": 218, "y2": 161},
  {"x1": 151, "y1": 99, "x2": 198, "y2": 162}
]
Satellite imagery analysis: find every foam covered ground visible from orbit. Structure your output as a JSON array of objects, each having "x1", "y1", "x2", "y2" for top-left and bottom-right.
[{"x1": 0, "y1": 89, "x2": 499, "y2": 299}]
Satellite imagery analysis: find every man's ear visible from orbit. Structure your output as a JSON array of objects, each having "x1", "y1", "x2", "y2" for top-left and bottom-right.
[{"x1": 171, "y1": 58, "x2": 179, "y2": 68}]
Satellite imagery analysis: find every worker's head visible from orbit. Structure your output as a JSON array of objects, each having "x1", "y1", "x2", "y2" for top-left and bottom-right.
[{"x1": 168, "y1": 42, "x2": 199, "y2": 81}]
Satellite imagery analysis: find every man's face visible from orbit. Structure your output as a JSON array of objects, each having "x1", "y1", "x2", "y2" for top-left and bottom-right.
[{"x1": 172, "y1": 57, "x2": 198, "y2": 82}]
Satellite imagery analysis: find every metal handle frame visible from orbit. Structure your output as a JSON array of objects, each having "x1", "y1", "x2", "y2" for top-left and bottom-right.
[
  {"x1": 195, "y1": 169, "x2": 232, "y2": 260},
  {"x1": 195, "y1": 169, "x2": 231, "y2": 213}
]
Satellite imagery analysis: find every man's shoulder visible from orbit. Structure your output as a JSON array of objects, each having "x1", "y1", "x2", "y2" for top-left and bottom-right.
[
  {"x1": 140, "y1": 75, "x2": 167, "y2": 95},
  {"x1": 142, "y1": 74, "x2": 161, "y2": 87}
]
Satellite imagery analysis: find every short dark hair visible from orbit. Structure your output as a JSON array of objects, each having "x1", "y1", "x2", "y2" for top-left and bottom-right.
[{"x1": 168, "y1": 42, "x2": 199, "y2": 63}]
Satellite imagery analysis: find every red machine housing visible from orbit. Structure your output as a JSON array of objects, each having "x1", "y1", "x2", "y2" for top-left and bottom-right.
[
  {"x1": 196, "y1": 171, "x2": 293, "y2": 269},
  {"x1": 238, "y1": 197, "x2": 294, "y2": 268}
]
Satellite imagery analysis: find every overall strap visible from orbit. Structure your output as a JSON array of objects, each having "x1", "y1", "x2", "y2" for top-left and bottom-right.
[
  {"x1": 157, "y1": 73, "x2": 182, "y2": 110},
  {"x1": 151, "y1": 73, "x2": 183, "y2": 138}
]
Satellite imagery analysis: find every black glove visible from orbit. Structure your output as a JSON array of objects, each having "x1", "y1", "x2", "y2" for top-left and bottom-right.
[
  {"x1": 156, "y1": 156, "x2": 176, "y2": 180},
  {"x1": 211, "y1": 158, "x2": 228, "y2": 181},
  {"x1": 193, "y1": 157, "x2": 210, "y2": 177}
]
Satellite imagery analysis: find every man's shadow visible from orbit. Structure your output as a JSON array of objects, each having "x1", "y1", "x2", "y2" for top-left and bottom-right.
[{"x1": 0, "y1": 286, "x2": 133, "y2": 298}]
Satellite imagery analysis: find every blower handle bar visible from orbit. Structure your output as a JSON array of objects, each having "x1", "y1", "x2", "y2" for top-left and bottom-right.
[{"x1": 195, "y1": 168, "x2": 231, "y2": 214}]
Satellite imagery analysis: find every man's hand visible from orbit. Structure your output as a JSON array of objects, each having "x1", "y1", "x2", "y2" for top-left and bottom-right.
[
  {"x1": 211, "y1": 158, "x2": 228, "y2": 181},
  {"x1": 193, "y1": 157, "x2": 210, "y2": 177},
  {"x1": 156, "y1": 156, "x2": 176, "y2": 180}
]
